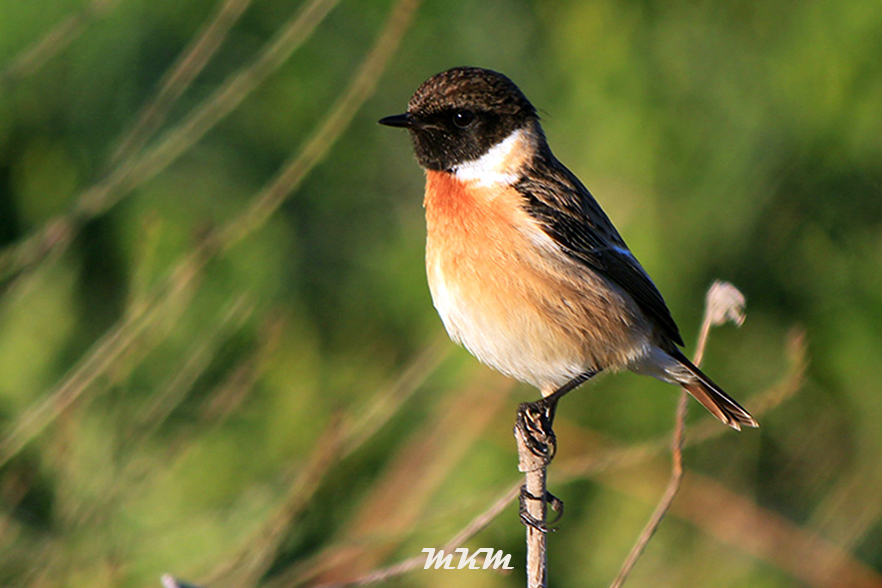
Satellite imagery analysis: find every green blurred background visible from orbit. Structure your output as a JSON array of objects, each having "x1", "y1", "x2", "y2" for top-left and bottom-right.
[{"x1": 1, "y1": 0, "x2": 880, "y2": 586}]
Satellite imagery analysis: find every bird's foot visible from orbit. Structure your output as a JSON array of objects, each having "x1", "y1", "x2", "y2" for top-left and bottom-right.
[
  {"x1": 518, "y1": 485, "x2": 564, "y2": 531},
  {"x1": 515, "y1": 397, "x2": 558, "y2": 466}
]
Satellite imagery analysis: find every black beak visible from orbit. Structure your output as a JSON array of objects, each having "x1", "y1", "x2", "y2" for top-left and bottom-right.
[{"x1": 378, "y1": 112, "x2": 416, "y2": 129}]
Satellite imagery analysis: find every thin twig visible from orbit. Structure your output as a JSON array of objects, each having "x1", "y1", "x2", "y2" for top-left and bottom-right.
[
  {"x1": 109, "y1": 0, "x2": 254, "y2": 167},
  {"x1": 0, "y1": 245, "x2": 209, "y2": 468},
  {"x1": 77, "y1": 0, "x2": 345, "y2": 220},
  {"x1": 203, "y1": 416, "x2": 348, "y2": 587},
  {"x1": 217, "y1": 0, "x2": 421, "y2": 249},
  {"x1": 594, "y1": 448, "x2": 882, "y2": 588},
  {"x1": 0, "y1": 0, "x2": 343, "y2": 285},
  {"x1": 555, "y1": 329, "x2": 804, "y2": 481},
  {"x1": 609, "y1": 393, "x2": 687, "y2": 588},
  {"x1": 610, "y1": 280, "x2": 748, "y2": 587},
  {"x1": 0, "y1": 0, "x2": 120, "y2": 87}
]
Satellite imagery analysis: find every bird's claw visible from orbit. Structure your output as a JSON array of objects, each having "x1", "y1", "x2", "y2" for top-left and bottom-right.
[
  {"x1": 518, "y1": 485, "x2": 564, "y2": 531},
  {"x1": 516, "y1": 398, "x2": 558, "y2": 465}
]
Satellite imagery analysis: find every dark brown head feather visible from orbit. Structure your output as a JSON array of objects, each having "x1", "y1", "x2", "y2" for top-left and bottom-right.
[
  {"x1": 407, "y1": 67, "x2": 536, "y2": 119},
  {"x1": 391, "y1": 67, "x2": 540, "y2": 171}
]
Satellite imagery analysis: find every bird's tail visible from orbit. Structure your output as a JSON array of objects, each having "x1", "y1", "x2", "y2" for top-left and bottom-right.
[{"x1": 672, "y1": 351, "x2": 758, "y2": 431}]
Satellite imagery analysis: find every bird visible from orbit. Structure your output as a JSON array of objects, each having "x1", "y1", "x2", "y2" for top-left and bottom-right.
[{"x1": 379, "y1": 66, "x2": 757, "y2": 438}]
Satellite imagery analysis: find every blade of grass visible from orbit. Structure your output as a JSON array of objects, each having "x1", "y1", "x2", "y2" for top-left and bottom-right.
[
  {"x1": 0, "y1": 245, "x2": 208, "y2": 468},
  {"x1": 310, "y1": 377, "x2": 510, "y2": 586},
  {"x1": 134, "y1": 295, "x2": 255, "y2": 433},
  {"x1": 341, "y1": 336, "x2": 449, "y2": 458},
  {"x1": 0, "y1": 0, "x2": 343, "y2": 285},
  {"x1": 108, "y1": 0, "x2": 254, "y2": 167},
  {"x1": 217, "y1": 0, "x2": 421, "y2": 249},
  {"x1": 672, "y1": 471, "x2": 882, "y2": 588},
  {"x1": 202, "y1": 415, "x2": 348, "y2": 588},
  {"x1": 0, "y1": 0, "x2": 121, "y2": 87}
]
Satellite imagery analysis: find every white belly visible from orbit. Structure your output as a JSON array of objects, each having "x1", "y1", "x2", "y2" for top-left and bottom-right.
[{"x1": 427, "y1": 257, "x2": 589, "y2": 391}]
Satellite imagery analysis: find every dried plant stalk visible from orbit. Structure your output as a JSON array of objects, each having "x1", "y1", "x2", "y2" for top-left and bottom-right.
[
  {"x1": 515, "y1": 428, "x2": 550, "y2": 588},
  {"x1": 610, "y1": 281, "x2": 748, "y2": 587}
]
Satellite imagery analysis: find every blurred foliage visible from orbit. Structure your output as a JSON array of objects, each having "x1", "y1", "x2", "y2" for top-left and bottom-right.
[{"x1": 0, "y1": 0, "x2": 880, "y2": 587}]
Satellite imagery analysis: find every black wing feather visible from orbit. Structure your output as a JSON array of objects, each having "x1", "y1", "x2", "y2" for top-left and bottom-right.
[{"x1": 516, "y1": 150, "x2": 684, "y2": 347}]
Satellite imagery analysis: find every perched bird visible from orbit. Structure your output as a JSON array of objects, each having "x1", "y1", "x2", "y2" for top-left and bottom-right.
[{"x1": 380, "y1": 67, "x2": 757, "y2": 431}]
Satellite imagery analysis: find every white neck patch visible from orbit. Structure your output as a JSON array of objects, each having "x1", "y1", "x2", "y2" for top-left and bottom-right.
[{"x1": 453, "y1": 128, "x2": 533, "y2": 187}]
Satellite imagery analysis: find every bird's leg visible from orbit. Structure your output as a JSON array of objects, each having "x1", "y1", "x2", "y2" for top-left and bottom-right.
[
  {"x1": 515, "y1": 370, "x2": 598, "y2": 464},
  {"x1": 514, "y1": 370, "x2": 598, "y2": 533}
]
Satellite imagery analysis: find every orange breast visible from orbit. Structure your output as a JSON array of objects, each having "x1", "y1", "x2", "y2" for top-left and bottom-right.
[
  {"x1": 422, "y1": 170, "x2": 651, "y2": 392},
  {"x1": 424, "y1": 170, "x2": 524, "y2": 274}
]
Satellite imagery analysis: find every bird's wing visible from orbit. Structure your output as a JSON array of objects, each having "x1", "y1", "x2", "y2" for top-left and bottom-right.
[{"x1": 516, "y1": 152, "x2": 684, "y2": 346}]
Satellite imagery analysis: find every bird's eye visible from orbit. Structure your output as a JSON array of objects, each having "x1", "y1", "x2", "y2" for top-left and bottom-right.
[{"x1": 452, "y1": 110, "x2": 475, "y2": 128}]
